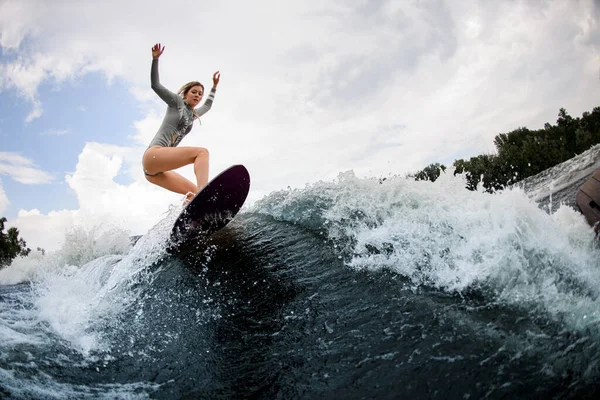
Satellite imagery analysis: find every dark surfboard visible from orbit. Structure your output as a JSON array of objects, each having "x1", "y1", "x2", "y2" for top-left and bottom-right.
[
  {"x1": 169, "y1": 165, "x2": 250, "y2": 251},
  {"x1": 576, "y1": 167, "x2": 600, "y2": 230}
]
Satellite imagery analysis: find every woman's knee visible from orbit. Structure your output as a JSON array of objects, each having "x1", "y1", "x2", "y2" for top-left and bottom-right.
[{"x1": 196, "y1": 147, "x2": 209, "y2": 159}]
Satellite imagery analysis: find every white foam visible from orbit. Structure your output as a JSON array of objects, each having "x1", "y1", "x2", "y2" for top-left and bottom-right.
[
  {"x1": 0, "y1": 366, "x2": 159, "y2": 399},
  {"x1": 253, "y1": 169, "x2": 600, "y2": 332},
  {"x1": 0, "y1": 289, "x2": 46, "y2": 348},
  {"x1": 0, "y1": 206, "x2": 180, "y2": 357},
  {"x1": 0, "y1": 223, "x2": 132, "y2": 286},
  {"x1": 0, "y1": 249, "x2": 47, "y2": 285}
]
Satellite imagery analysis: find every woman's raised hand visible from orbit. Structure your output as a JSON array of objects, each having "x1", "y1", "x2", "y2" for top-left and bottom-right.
[
  {"x1": 152, "y1": 43, "x2": 165, "y2": 59},
  {"x1": 213, "y1": 71, "x2": 220, "y2": 87}
]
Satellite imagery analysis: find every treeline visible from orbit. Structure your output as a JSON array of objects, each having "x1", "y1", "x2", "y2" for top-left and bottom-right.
[
  {"x1": 413, "y1": 106, "x2": 600, "y2": 192},
  {"x1": 0, "y1": 217, "x2": 31, "y2": 268}
]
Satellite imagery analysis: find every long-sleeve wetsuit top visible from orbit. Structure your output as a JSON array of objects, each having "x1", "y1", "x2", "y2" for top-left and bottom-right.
[{"x1": 147, "y1": 59, "x2": 216, "y2": 148}]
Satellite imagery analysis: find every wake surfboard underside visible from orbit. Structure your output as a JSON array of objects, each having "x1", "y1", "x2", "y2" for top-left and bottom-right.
[{"x1": 169, "y1": 164, "x2": 250, "y2": 250}]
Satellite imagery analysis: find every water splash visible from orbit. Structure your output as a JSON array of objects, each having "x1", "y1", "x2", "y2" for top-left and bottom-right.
[
  {"x1": 0, "y1": 205, "x2": 181, "y2": 356},
  {"x1": 252, "y1": 169, "x2": 600, "y2": 331}
]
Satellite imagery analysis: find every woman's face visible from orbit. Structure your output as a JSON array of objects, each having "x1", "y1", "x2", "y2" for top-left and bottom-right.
[{"x1": 184, "y1": 85, "x2": 204, "y2": 107}]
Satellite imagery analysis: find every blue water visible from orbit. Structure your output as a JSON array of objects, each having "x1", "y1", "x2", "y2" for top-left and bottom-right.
[{"x1": 1, "y1": 169, "x2": 600, "y2": 399}]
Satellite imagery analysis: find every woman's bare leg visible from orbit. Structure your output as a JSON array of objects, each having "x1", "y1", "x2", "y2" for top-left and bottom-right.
[
  {"x1": 143, "y1": 146, "x2": 210, "y2": 189},
  {"x1": 145, "y1": 171, "x2": 198, "y2": 196},
  {"x1": 193, "y1": 149, "x2": 209, "y2": 189}
]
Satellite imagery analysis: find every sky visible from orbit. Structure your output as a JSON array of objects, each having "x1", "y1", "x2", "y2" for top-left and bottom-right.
[{"x1": 0, "y1": 0, "x2": 599, "y2": 251}]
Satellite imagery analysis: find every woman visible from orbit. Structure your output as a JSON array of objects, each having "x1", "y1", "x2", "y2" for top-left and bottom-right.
[{"x1": 142, "y1": 43, "x2": 220, "y2": 204}]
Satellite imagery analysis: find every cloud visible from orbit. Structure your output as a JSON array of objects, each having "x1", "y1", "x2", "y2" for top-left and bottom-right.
[
  {"x1": 42, "y1": 129, "x2": 70, "y2": 136},
  {"x1": 10, "y1": 208, "x2": 77, "y2": 252},
  {"x1": 10, "y1": 140, "x2": 180, "y2": 251},
  {"x1": 2, "y1": 1, "x2": 598, "y2": 137},
  {"x1": 0, "y1": 54, "x2": 51, "y2": 121},
  {"x1": 0, "y1": 152, "x2": 53, "y2": 184},
  {"x1": 0, "y1": 179, "x2": 9, "y2": 215},
  {"x1": 0, "y1": 0, "x2": 38, "y2": 50},
  {"x1": 132, "y1": 112, "x2": 163, "y2": 146}
]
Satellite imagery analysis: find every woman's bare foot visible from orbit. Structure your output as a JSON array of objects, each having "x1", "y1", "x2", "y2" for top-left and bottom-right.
[{"x1": 182, "y1": 191, "x2": 195, "y2": 207}]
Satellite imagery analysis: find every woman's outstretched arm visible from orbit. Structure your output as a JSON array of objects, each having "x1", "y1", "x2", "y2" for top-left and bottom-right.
[
  {"x1": 150, "y1": 43, "x2": 180, "y2": 107},
  {"x1": 195, "y1": 71, "x2": 220, "y2": 117}
]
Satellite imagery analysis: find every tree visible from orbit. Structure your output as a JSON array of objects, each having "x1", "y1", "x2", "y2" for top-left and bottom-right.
[
  {"x1": 412, "y1": 163, "x2": 447, "y2": 182},
  {"x1": 449, "y1": 105, "x2": 600, "y2": 193},
  {"x1": 0, "y1": 217, "x2": 31, "y2": 267}
]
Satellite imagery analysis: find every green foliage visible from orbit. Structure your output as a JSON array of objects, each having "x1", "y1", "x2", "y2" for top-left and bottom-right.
[
  {"x1": 448, "y1": 106, "x2": 600, "y2": 192},
  {"x1": 411, "y1": 163, "x2": 447, "y2": 182},
  {"x1": 0, "y1": 217, "x2": 31, "y2": 267},
  {"x1": 453, "y1": 154, "x2": 506, "y2": 193}
]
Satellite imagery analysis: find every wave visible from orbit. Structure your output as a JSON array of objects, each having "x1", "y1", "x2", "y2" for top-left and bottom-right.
[
  {"x1": 2, "y1": 169, "x2": 600, "y2": 398},
  {"x1": 252, "y1": 170, "x2": 600, "y2": 331}
]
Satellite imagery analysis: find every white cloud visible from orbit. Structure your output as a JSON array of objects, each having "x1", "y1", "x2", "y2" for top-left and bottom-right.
[
  {"x1": 1, "y1": 0, "x2": 600, "y2": 250},
  {"x1": 0, "y1": 152, "x2": 53, "y2": 184},
  {"x1": 12, "y1": 141, "x2": 180, "y2": 251},
  {"x1": 0, "y1": 179, "x2": 9, "y2": 215},
  {"x1": 0, "y1": 152, "x2": 32, "y2": 165},
  {"x1": 132, "y1": 112, "x2": 163, "y2": 146},
  {"x1": 0, "y1": 54, "x2": 51, "y2": 120},
  {"x1": 10, "y1": 208, "x2": 77, "y2": 251},
  {"x1": 42, "y1": 129, "x2": 70, "y2": 136},
  {"x1": 0, "y1": 0, "x2": 38, "y2": 50}
]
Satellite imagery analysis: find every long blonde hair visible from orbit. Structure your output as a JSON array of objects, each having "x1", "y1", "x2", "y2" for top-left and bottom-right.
[
  {"x1": 178, "y1": 81, "x2": 205, "y2": 119},
  {"x1": 178, "y1": 81, "x2": 205, "y2": 98}
]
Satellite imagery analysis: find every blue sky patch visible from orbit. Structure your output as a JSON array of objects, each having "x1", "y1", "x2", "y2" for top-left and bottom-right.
[{"x1": 1, "y1": 71, "x2": 142, "y2": 218}]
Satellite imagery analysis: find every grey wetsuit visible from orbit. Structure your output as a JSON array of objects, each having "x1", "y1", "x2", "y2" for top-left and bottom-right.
[{"x1": 147, "y1": 59, "x2": 216, "y2": 149}]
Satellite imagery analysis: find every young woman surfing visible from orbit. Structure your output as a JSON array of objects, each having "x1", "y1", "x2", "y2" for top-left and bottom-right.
[{"x1": 142, "y1": 43, "x2": 220, "y2": 205}]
